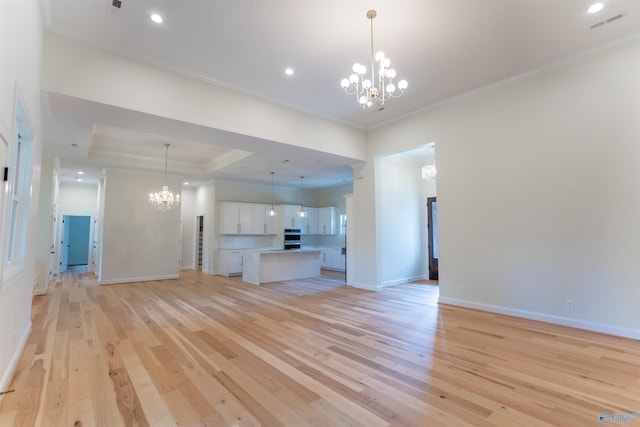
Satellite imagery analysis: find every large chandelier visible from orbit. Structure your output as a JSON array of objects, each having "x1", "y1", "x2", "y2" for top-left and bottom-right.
[
  {"x1": 340, "y1": 10, "x2": 407, "y2": 109},
  {"x1": 149, "y1": 143, "x2": 181, "y2": 212}
]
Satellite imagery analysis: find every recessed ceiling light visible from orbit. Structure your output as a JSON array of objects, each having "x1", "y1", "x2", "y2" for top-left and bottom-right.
[
  {"x1": 588, "y1": 2, "x2": 604, "y2": 13},
  {"x1": 184, "y1": 182, "x2": 189, "y2": 185},
  {"x1": 285, "y1": 68, "x2": 294, "y2": 76},
  {"x1": 77, "y1": 171, "x2": 84, "y2": 175},
  {"x1": 75, "y1": 177, "x2": 82, "y2": 182},
  {"x1": 150, "y1": 13, "x2": 164, "y2": 24}
]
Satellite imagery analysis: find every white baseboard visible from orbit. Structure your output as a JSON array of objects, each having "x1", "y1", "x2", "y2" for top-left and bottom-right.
[
  {"x1": 382, "y1": 275, "x2": 423, "y2": 288},
  {"x1": 0, "y1": 320, "x2": 31, "y2": 398},
  {"x1": 438, "y1": 296, "x2": 640, "y2": 340},
  {"x1": 98, "y1": 274, "x2": 179, "y2": 285},
  {"x1": 348, "y1": 281, "x2": 383, "y2": 291},
  {"x1": 180, "y1": 266, "x2": 195, "y2": 271}
]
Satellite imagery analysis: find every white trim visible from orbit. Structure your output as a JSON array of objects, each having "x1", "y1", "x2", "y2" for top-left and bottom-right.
[
  {"x1": 348, "y1": 281, "x2": 383, "y2": 291},
  {"x1": 382, "y1": 275, "x2": 423, "y2": 288},
  {"x1": 0, "y1": 320, "x2": 31, "y2": 399},
  {"x1": 438, "y1": 297, "x2": 640, "y2": 340},
  {"x1": 98, "y1": 274, "x2": 179, "y2": 285}
]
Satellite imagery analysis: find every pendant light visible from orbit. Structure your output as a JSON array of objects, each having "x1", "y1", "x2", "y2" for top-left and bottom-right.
[
  {"x1": 267, "y1": 172, "x2": 278, "y2": 217},
  {"x1": 297, "y1": 176, "x2": 308, "y2": 217}
]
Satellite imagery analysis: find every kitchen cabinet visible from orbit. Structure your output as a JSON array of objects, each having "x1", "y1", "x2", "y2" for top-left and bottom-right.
[
  {"x1": 251, "y1": 204, "x2": 276, "y2": 234},
  {"x1": 321, "y1": 247, "x2": 345, "y2": 271},
  {"x1": 220, "y1": 202, "x2": 276, "y2": 234},
  {"x1": 219, "y1": 250, "x2": 243, "y2": 276},
  {"x1": 318, "y1": 207, "x2": 336, "y2": 235},
  {"x1": 282, "y1": 204, "x2": 306, "y2": 230},
  {"x1": 303, "y1": 207, "x2": 318, "y2": 234}
]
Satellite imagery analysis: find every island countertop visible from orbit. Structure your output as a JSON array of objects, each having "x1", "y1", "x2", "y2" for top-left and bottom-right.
[{"x1": 242, "y1": 249, "x2": 322, "y2": 285}]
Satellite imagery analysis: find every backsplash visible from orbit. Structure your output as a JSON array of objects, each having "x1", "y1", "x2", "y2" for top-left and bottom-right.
[
  {"x1": 219, "y1": 235, "x2": 280, "y2": 249},
  {"x1": 302, "y1": 234, "x2": 345, "y2": 247},
  {"x1": 218, "y1": 233, "x2": 345, "y2": 250}
]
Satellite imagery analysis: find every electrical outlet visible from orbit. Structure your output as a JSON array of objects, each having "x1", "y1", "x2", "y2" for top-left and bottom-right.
[
  {"x1": 566, "y1": 299, "x2": 575, "y2": 310},
  {"x1": 458, "y1": 286, "x2": 464, "y2": 295}
]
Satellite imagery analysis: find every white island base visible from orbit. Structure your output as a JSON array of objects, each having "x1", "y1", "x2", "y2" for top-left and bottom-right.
[{"x1": 242, "y1": 249, "x2": 322, "y2": 285}]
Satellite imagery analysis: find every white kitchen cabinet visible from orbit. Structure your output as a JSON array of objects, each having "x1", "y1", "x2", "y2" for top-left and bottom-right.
[
  {"x1": 318, "y1": 207, "x2": 336, "y2": 235},
  {"x1": 250, "y1": 203, "x2": 273, "y2": 234},
  {"x1": 303, "y1": 207, "x2": 318, "y2": 234},
  {"x1": 321, "y1": 247, "x2": 345, "y2": 271},
  {"x1": 220, "y1": 202, "x2": 242, "y2": 234},
  {"x1": 219, "y1": 250, "x2": 243, "y2": 276},
  {"x1": 282, "y1": 204, "x2": 305, "y2": 230},
  {"x1": 220, "y1": 202, "x2": 276, "y2": 234},
  {"x1": 263, "y1": 205, "x2": 277, "y2": 234}
]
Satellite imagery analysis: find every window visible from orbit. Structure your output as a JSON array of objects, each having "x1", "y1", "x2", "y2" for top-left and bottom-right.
[{"x1": 5, "y1": 100, "x2": 33, "y2": 268}]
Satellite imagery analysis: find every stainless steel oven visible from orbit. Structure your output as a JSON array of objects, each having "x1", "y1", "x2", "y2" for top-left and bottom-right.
[{"x1": 283, "y1": 228, "x2": 301, "y2": 250}]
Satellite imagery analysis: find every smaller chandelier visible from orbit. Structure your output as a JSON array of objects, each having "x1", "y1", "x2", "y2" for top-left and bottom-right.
[
  {"x1": 341, "y1": 10, "x2": 407, "y2": 109},
  {"x1": 422, "y1": 164, "x2": 437, "y2": 180},
  {"x1": 267, "y1": 171, "x2": 278, "y2": 217},
  {"x1": 297, "y1": 176, "x2": 308, "y2": 218},
  {"x1": 149, "y1": 143, "x2": 181, "y2": 212}
]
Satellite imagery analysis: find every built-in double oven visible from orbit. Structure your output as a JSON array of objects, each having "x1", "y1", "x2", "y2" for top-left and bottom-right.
[{"x1": 283, "y1": 228, "x2": 301, "y2": 250}]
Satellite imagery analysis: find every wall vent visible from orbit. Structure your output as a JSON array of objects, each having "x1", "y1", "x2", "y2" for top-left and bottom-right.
[
  {"x1": 112, "y1": 0, "x2": 122, "y2": 9},
  {"x1": 590, "y1": 12, "x2": 626, "y2": 29}
]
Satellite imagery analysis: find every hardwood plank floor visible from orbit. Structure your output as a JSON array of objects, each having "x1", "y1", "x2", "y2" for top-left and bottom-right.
[{"x1": 0, "y1": 270, "x2": 638, "y2": 426}]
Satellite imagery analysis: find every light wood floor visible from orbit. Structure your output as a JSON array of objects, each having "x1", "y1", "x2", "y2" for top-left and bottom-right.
[{"x1": 0, "y1": 270, "x2": 638, "y2": 426}]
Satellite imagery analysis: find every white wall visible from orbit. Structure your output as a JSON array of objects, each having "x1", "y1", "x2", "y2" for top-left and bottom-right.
[
  {"x1": 180, "y1": 187, "x2": 196, "y2": 270},
  {"x1": 100, "y1": 170, "x2": 181, "y2": 284},
  {"x1": 34, "y1": 155, "x2": 55, "y2": 294},
  {"x1": 41, "y1": 32, "x2": 367, "y2": 162},
  {"x1": 378, "y1": 156, "x2": 425, "y2": 286},
  {"x1": 194, "y1": 184, "x2": 216, "y2": 274},
  {"x1": 0, "y1": 0, "x2": 43, "y2": 395},
  {"x1": 365, "y1": 38, "x2": 640, "y2": 338},
  {"x1": 350, "y1": 161, "x2": 379, "y2": 289},
  {"x1": 59, "y1": 183, "x2": 98, "y2": 215}
]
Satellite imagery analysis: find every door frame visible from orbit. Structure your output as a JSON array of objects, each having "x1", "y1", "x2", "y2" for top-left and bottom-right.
[{"x1": 427, "y1": 197, "x2": 438, "y2": 280}]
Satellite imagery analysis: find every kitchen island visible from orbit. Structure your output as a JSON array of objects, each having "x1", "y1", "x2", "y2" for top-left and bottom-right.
[{"x1": 242, "y1": 249, "x2": 322, "y2": 285}]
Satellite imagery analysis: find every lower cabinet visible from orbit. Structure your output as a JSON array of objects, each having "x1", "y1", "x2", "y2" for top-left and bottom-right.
[
  {"x1": 219, "y1": 250, "x2": 243, "y2": 276},
  {"x1": 321, "y1": 248, "x2": 345, "y2": 271}
]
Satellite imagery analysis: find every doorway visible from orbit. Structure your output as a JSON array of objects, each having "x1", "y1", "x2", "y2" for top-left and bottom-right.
[
  {"x1": 427, "y1": 197, "x2": 438, "y2": 280},
  {"x1": 60, "y1": 215, "x2": 91, "y2": 272}
]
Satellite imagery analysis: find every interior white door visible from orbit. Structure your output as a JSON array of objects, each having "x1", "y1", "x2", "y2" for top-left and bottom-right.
[
  {"x1": 48, "y1": 203, "x2": 58, "y2": 282},
  {"x1": 60, "y1": 215, "x2": 70, "y2": 273},
  {"x1": 0, "y1": 134, "x2": 7, "y2": 264}
]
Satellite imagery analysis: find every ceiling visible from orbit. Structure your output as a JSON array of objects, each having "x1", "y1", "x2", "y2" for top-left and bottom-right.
[{"x1": 40, "y1": 0, "x2": 640, "y2": 188}]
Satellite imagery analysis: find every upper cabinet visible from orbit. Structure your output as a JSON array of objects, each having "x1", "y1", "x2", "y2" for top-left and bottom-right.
[
  {"x1": 318, "y1": 207, "x2": 336, "y2": 235},
  {"x1": 303, "y1": 207, "x2": 318, "y2": 234},
  {"x1": 221, "y1": 202, "x2": 337, "y2": 235},
  {"x1": 220, "y1": 202, "x2": 277, "y2": 235},
  {"x1": 282, "y1": 204, "x2": 305, "y2": 230}
]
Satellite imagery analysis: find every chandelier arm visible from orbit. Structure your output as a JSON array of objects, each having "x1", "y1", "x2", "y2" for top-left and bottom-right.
[
  {"x1": 344, "y1": 87, "x2": 358, "y2": 96},
  {"x1": 341, "y1": 10, "x2": 406, "y2": 109}
]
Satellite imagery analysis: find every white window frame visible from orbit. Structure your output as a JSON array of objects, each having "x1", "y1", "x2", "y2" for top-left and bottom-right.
[{"x1": 2, "y1": 96, "x2": 34, "y2": 290}]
